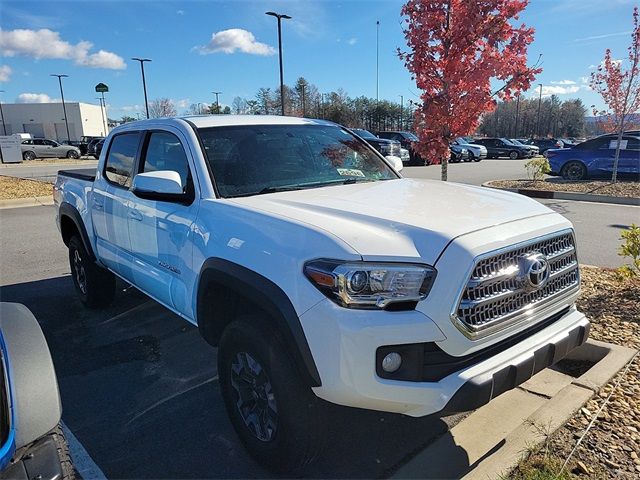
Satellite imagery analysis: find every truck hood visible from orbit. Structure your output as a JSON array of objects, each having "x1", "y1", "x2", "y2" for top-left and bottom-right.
[{"x1": 229, "y1": 178, "x2": 553, "y2": 264}]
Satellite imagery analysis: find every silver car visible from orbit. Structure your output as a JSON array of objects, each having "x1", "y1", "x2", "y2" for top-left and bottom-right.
[{"x1": 21, "y1": 138, "x2": 81, "y2": 160}]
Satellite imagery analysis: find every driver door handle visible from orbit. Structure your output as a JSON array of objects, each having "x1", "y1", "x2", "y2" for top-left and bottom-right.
[{"x1": 128, "y1": 209, "x2": 143, "y2": 221}]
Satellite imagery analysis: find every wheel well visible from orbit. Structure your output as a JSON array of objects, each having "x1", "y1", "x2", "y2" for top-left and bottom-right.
[{"x1": 60, "y1": 214, "x2": 79, "y2": 246}]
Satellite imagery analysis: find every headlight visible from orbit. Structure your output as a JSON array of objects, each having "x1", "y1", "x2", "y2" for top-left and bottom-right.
[
  {"x1": 380, "y1": 144, "x2": 391, "y2": 154},
  {"x1": 304, "y1": 260, "x2": 437, "y2": 309}
]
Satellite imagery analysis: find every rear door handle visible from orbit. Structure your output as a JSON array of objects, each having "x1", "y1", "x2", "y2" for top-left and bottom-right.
[{"x1": 128, "y1": 209, "x2": 143, "y2": 221}]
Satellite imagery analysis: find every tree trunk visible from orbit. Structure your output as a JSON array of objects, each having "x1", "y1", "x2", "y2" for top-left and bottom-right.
[{"x1": 612, "y1": 126, "x2": 624, "y2": 183}]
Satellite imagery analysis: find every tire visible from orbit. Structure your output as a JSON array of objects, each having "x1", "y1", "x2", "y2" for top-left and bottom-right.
[
  {"x1": 68, "y1": 235, "x2": 115, "y2": 308},
  {"x1": 66, "y1": 150, "x2": 80, "y2": 159},
  {"x1": 474, "y1": 155, "x2": 482, "y2": 162},
  {"x1": 466, "y1": 152, "x2": 475, "y2": 162},
  {"x1": 23, "y1": 151, "x2": 36, "y2": 161},
  {"x1": 50, "y1": 425, "x2": 77, "y2": 479},
  {"x1": 509, "y1": 150, "x2": 519, "y2": 160},
  {"x1": 219, "y1": 318, "x2": 327, "y2": 473},
  {"x1": 561, "y1": 161, "x2": 588, "y2": 181}
]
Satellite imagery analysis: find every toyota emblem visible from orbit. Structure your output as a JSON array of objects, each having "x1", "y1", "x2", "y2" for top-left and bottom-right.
[{"x1": 519, "y1": 253, "x2": 550, "y2": 291}]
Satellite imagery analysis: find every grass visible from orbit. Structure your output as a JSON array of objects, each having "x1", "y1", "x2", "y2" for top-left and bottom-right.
[{"x1": 0, "y1": 175, "x2": 52, "y2": 200}]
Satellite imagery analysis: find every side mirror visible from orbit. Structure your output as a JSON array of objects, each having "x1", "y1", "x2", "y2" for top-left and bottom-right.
[
  {"x1": 132, "y1": 170, "x2": 186, "y2": 202},
  {"x1": 385, "y1": 155, "x2": 404, "y2": 173}
]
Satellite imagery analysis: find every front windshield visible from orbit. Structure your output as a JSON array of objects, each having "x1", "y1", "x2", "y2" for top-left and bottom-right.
[
  {"x1": 352, "y1": 129, "x2": 377, "y2": 140},
  {"x1": 403, "y1": 132, "x2": 418, "y2": 141},
  {"x1": 510, "y1": 139, "x2": 524, "y2": 145},
  {"x1": 501, "y1": 138, "x2": 515, "y2": 145},
  {"x1": 455, "y1": 137, "x2": 469, "y2": 145},
  {"x1": 198, "y1": 124, "x2": 398, "y2": 198}
]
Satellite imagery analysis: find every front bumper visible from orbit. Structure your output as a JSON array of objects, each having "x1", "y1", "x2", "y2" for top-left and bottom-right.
[{"x1": 303, "y1": 300, "x2": 589, "y2": 417}]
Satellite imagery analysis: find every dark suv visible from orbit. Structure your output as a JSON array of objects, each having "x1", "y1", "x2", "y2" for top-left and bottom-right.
[
  {"x1": 350, "y1": 129, "x2": 402, "y2": 158},
  {"x1": 86, "y1": 137, "x2": 105, "y2": 157},
  {"x1": 377, "y1": 131, "x2": 424, "y2": 165},
  {"x1": 473, "y1": 138, "x2": 531, "y2": 159}
]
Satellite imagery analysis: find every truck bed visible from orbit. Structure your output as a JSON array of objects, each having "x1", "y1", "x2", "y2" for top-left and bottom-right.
[{"x1": 58, "y1": 168, "x2": 96, "y2": 182}]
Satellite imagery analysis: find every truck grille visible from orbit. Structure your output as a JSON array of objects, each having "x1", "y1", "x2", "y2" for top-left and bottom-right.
[{"x1": 454, "y1": 231, "x2": 579, "y2": 337}]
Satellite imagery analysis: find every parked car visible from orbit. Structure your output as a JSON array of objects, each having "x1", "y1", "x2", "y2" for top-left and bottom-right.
[
  {"x1": 449, "y1": 143, "x2": 469, "y2": 162},
  {"x1": 377, "y1": 131, "x2": 425, "y2": 165},
  {"x1": 547, "y1": 133, "x2": 640, "y2": 180},
  {"x1": 93, "y1": 138, "x2": 105, "y2": 159},
  {"x1": 21, "y1": 138, "x2": 81, "y2": 161},
  {"x1": 86, "y1": 137, "x2": 105, "y2": 157},
  {"x1": 0, "y1": 303, "x2": 72, "y2": 479},
  {"x1": 452, "y1": 138, "x2": 487, "y2": 162},
  {"x1": 350, "y1": 129, "x2": 402, "y2": 158},
  {"x1": 55, "y1": 115, "x2": 589, "y2": 472},
  {"x1": 524, "y1": 138, "x2": 565, "y2": 156},
  {"x1": 510, "y1": 139, "x2": 539, "y2": 156},
  {"x1": 400, "y1": 147, "x2": 410, "y2": 164},
  {"x1": 472, "y1": 137, "x2": 531, "y2": 159},
  {"x1": 76, "y1": 136, "x2": 103, "y2": 156}
]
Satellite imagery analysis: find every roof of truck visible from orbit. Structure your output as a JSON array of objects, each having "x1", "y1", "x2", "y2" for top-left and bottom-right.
[{"x1": 180, "y1": 115, "x2": 335, "y2": 128}]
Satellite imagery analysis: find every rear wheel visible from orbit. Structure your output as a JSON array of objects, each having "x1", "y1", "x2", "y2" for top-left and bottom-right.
[
  {"x1": 66, "y1": 150, "x2": 80, "y2": 159},
  {"x1": 561, "y1": 161, "x2": 587, "y2": 181},
  {"x1": 68, "y1": 236, "x2": 115, "y2": 308},
  {"x1": 23, "y1": 151, "x2": 36, "y2": 161},
  {"x1": 509, "y1": 150, "x2": 519, "y2": 160},
  {"x1": 219, "y1": 318, "x2": 327, "y2": 473}
]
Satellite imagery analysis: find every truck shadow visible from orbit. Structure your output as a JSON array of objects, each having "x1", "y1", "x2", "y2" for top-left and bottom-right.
[{"x1": 1, "y1": 276, "x2": 472, "y2": 479}]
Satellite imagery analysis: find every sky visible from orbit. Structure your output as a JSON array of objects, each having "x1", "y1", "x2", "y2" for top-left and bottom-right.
[{"x1": 1, "y1": 0, "x2": 638, "y2": 118}]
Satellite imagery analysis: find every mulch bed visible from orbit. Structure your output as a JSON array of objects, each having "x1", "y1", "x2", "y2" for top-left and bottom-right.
[
  {"x1": 511, "y1": 266, "x2": 640, "y2": 479},
  {"x1": 0, "y1": 175, "x2": 53, "y2": 199},
  {"x1": 489, "y1": 179, "x2": 640, "y2": 198}
]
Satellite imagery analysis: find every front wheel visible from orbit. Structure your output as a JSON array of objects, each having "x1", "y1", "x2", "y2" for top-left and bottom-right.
[
  {"x1": 509, "y1": 150, "x2": 519, "y2": 160},
  {"x1": 23, "y1": 151, "x2": 36, "y2": 161},
  {"x1": 67, "y1": 150, "x2": 80, "y2": 159},
  {"x1": 561, "y1": 161, "x2": 587, "y2": 181},
  {"x1": 219, "y1": 318, "x2": 327, "y2": 473},
  {"x1": 68, "y1": 236, "x2": 115, "y2": 308}
]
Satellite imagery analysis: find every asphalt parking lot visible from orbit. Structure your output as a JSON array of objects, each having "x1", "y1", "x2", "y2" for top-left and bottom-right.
[{"x1": 0, "y1": 162, "x2": 637, "y2": 477}]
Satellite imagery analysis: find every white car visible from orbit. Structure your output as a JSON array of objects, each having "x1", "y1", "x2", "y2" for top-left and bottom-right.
[
  {"x1": 55, "y1": 115, "x2": 589, "y2": 472},
  {"x1": 453, "y1": 138, "x2": 487, "y2": 162}
]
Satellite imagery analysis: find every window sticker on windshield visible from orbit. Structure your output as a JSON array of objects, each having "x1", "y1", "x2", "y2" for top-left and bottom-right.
[{"x1": 337, "y1": 168, "x2": 365, "y2": 177}]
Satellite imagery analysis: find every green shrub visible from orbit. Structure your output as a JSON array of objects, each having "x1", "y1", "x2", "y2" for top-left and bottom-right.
[
  {"x1": 617, "y1": 223, "x2": 640, "y2": 280},
  {"x1": 524, "y1": 157, "x2": 551, "y2": 182}
]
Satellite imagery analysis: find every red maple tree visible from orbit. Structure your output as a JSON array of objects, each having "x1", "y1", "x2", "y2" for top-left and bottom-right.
[
  {"x1": 399, "y1": 0, "x2": 541, "y2": 180},
  {"x1": 590, "y1": 7, "x2": 640, "y2": 183}
]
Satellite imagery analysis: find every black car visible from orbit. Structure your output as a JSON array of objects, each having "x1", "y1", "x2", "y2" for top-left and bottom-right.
[
  {"x1": 524, "y1": 138, "x2": 565, "y2": 155},
  {"x1": 377, "y1": 131, "x2": 424, "y2": 165},
  {"x1": 473, "y1": 138, "x2": 531, "y2": 159},
  {"x1": 350, "y1": 129, "x2": 402, "y2": 158},
  {"x1": 74, "y1": 136, "x2": 103, "y2": 156},
  {"x1": 86, "y1": 137, "x2": 105, "y2": 157},
  {"x1": 93, "y1": 138, "x2": 105, "y2": 159}
]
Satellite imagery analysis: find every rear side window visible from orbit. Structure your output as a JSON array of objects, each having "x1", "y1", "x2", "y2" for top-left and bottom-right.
[
  {"x1": 140, "y1": 131, "x2": 191, "y2": 191},
  {"x1": 104, "y1": 133, "x2": 139, "y2": 187}
]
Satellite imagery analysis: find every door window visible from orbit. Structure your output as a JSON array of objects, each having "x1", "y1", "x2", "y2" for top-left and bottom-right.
[
  {"x1": 33, "y1": 139, "x2": 46, "y2": 146},
  {"x1": 140, "y1": 131, "x2": 191, "y2": 191},
  {"x1": 104, "y1": 133, "x2": 140, "y2": 187}
]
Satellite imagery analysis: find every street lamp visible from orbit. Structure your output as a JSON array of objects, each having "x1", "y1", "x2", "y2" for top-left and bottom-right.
[
  {"x1": 399, "y1": 94, "x2": 403, "y2": 130},
  {"x1": 212, "y1": 91, "x2": 221, "y2": 114},
  {"x1": 50, "y1": 74, "x2": 71, "y2": 142},
  {"x1": 0, "y1": 90, "x2": 6, "y2": 136},
  {"x1": 376, "y1": 21, "x2": 380, "y2": 103},
  {"x1": 535, "y1": 83, "x2": 543, "y2": 137},
  {"x1": 95, "y1": 96, "x2": 107, "y2": 136},
  {"x1": 131, "y1": 58, "x2": 152, "y2": 118},
  {"x1": 266, "y1": 11, "x2": 291, "y2": 116}
]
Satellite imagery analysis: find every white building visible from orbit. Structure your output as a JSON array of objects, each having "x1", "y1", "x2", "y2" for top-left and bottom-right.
[{"x1": 0, "y1": 102, "x2": 108, "y2": 141}]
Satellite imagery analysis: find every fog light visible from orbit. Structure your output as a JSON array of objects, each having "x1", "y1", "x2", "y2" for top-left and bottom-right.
[{"x1": 381, "y1": 352, "x2": 402, "y2": 373}]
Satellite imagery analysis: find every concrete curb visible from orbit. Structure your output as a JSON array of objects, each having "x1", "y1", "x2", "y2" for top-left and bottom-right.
[
  {"x1": 482, "y1": 181, "x2": 640, "y2": 206},
  {"x1": 0, "y1": 196, "x2": 54, "y2": 209},
  {"x1": 391, "y1": 340, "x2": 637, "y2": 479}
]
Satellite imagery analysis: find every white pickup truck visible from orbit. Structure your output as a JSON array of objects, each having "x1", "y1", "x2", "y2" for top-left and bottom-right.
[{"x1": 54, "y1": 115, "x2": 589, "y2": 472}]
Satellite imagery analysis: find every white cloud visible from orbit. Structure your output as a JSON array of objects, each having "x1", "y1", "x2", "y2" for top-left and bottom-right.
[
  {"x1": 347, "y1": 37, "x2": 357, "y2": 46},
  {"x1": 550, "y1": 80, "x2": 576, "y2": 85},
  {"x1": 195, "y1": 29, "x2": 275, "y2": 56},
  {"x1": 175, "y1": 98, "x2": 190, "y2": 109},
  {"x1": 0, "y1": 65, "x2": 11, "y2": 82},
  {"x1": 119, "y1": 105, "x2": 143, "y2": 112},
  {"x1": 540, "y1": 85, "x2": 581, "y2": 97},
  {"x1": 0, "y1": 28, "x2": 126, "y2": 69},
  {"x1": 579, "y1": 76, "x2": 589, "y2": 84},
  {"x1": 16, "y1": 92, "x2": 53, "y2": 103},
  {"x1": 574, "y1": 31, "x2": 631, "y2": 42}
]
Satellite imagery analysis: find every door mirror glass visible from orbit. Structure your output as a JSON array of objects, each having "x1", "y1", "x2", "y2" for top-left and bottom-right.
[
  {"x1": 385, "y1": 155, "x2": 404, "y2": 173},
  {"x1": 132, "y1": 170, "x2": 184, "y2": 198}
]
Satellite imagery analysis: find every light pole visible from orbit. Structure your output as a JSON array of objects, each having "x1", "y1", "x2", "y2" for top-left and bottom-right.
[
  {"x1": 514, "y1": 94, "x2": 521, "y2": 138},
  {"x1": 0, "y1": 90, "x2": 6, "y2": 135},
  {"x1": 301, "y1": 83, "x2": 306, "y2": 117},
  {"x1": 535, "y1": 83, "x2": 543, "y2": 137},
  {"x1": 212, "y1": 92, "x2": 221, "y2": 114},
  {"x1": 96, "y1": 96, "x2": 107, "y2": 136},
  {"x1": 132, "y1": 58, "x2": 151, "y2": 118},
  {"x1": 399, "y1": 94, "x2": 404, "y2": 130},
  {"x1": 51, "y1": 74, "x2": 71, "y2": 142},
  {"x1": 266, "y1": 11, "x2": 291, "y2": 116},
  {"x1": 376, "y1": 21, "x2": 380, "y2": 103}
]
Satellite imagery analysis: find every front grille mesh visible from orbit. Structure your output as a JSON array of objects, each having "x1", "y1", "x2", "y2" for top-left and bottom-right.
[{"x1": 456, "y1": 232, "x2": 579, "y2": 333}]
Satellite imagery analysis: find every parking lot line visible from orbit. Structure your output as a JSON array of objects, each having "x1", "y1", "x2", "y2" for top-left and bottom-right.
[{"x1": 61, "y1": 421, "x2": 107, "y2": 480}]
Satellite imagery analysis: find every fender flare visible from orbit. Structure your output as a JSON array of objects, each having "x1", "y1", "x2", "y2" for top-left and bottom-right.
[
  {"x1": 197, "y1": 258, "x2": 321, "y2": 387},
  {"x1": 59, "y1": 202, "x2": 96, "y2": 261}
]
